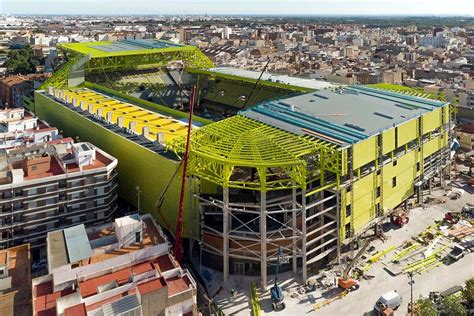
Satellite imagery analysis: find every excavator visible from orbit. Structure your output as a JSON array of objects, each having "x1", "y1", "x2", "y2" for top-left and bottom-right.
[{"x1": 337, "y1": 238, "x2": 373, "y2": 291}]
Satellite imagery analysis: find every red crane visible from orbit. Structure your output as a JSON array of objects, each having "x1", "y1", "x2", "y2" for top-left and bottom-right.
[{"x1": 174, "y1": 85, "x2": 196, "y2": 264}]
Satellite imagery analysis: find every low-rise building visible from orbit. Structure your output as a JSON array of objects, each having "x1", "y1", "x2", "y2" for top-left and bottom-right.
[
  {"x1": 0, "y1": 108, "x2": 59, "y2": 149},
  {"x1": 0, "y1": 244, "x2": 32, "y2": 316},
  {"x1": 32, "y1": 214, "x2": 197, "y2": 316},
  {"x1": 0, "y1": 74, "x2": 49, "y2": 108},
  {"x1": 457, "y1": 124, "x2": 474, "y2": 151}
]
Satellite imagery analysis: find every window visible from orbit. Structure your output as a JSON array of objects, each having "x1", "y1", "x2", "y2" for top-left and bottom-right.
[
  {"x1": 416, "y1": 162, "x2": 421, "y2": 172},
  {"x1": 346, "y1": 185, "x2": 352, "y2": 193},
  {"x1": 135, "y1": 231, "x2": 141, "y2": 243},
  {"x1": 346, "y1": 205, "x2": 352, "y2": 217},
  {"x1": 14, "y1": 190, "x2": 23, "y2": 197},
  {"x1": 376, "y1": 203, "x2": 382, "y2": 217},
  {"x1": 31, "y1": 165, "x2": 37, "y2": 171},
  {"x1": 376, "y1": 186, "x2": 381, "y2": 198},
  {"x1": 392, "y1": 177, "x2": 397, "y2": 188},
  {"x1": 345, "y1": 223, "x2": 351, "y2": 238},
  {"x1": 377, "y1": 169, "x2": 381, "y2": 176},
  {"x1": 393, "y1": 160, "x2": 397, "y2": 166}
]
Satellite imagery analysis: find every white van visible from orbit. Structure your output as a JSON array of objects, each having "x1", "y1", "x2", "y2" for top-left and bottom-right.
[{"x1": 374, "y1": 290, "x2": 403, "y2": 313}]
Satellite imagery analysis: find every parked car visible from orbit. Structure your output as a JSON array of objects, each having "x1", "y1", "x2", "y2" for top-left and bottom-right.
[
  {"x1": 374, "y1": 290, "x2": 403, "y2": 313},
  {"x1": 448, "y1": 244, "x2": 465, "y2": 261}
]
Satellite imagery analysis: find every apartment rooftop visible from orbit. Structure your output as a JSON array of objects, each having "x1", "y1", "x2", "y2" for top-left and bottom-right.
[
  {"x1": 0, "y1": 244, "x2": 32, "y2": 316},
  {"x1": 0, "y1": 139, "x2": 116, "y2": 185},
  {"x1": 241, "y1": 85, "x2": 448, "y2": 146},
  {"x1": 0, "y1": 108, "x2": 60, "y2": 150},
  {"x1": 48, "y1": 215, "x2": 165, "y2": 271},
  {"x1": 34, "y1": 215, "x2": 196, "y2": 316}
]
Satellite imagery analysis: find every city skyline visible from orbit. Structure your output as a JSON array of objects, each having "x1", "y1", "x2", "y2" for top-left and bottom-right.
[{"x1": 1, "y1": 0, "x2": 473, "y2": 16}]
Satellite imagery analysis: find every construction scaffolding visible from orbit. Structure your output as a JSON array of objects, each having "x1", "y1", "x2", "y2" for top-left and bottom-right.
[{"x1": 168, "y1": 115, "x2": 344, "y2": 287}]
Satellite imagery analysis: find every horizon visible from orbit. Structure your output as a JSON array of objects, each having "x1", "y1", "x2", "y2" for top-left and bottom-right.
[{"x1": 1, "y1": 0, "x2": 473, "y2": 16}]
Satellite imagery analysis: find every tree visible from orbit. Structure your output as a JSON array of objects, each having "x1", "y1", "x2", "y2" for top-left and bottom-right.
[
  {"x1": 441, "y1": 295, "x2": 467, "y2": 316},
  {"x1": 414, "y1": 297, "x2": 439, "y2": 316},
  {"x1": 3, "y1": 46, "x2": 40, "y2": 75},
  {"x1": 463, "y1": 278, "x2": 474, "y2": 308}
]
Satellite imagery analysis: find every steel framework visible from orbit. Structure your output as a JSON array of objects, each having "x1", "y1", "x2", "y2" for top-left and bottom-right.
[
  {"x1": 168, "y1": 115, "x2": 342, "y2": 191},
  {"x1": 41, "y1": 43, "x2": 214, "y2": 89},
  {"x1": 169, "y1": 115, "x2": 344, "y2": 287}
]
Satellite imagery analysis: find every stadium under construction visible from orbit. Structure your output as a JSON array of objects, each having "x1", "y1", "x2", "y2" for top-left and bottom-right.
[{"x1": 32, "y1": 39, "x2": 454, "y2": 287}]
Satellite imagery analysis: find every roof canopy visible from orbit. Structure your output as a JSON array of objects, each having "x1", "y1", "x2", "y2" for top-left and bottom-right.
[{"x1": 169, "y1": 115, "x2": 341, "y2": 191}]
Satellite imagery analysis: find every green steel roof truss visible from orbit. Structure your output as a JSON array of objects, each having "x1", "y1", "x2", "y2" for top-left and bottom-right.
[{"x1": 169, "y1": 115, "x2": 340, "y2": 191}]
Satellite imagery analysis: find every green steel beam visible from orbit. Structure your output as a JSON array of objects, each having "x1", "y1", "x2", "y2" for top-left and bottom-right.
[{"x1": 168, "y1": 115, "x2": 342, "y2": 191}]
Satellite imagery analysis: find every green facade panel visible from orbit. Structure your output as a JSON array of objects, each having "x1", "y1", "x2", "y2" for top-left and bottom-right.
[{"x1": 34, "y1": 92, "x2": 196, "y2": 238}]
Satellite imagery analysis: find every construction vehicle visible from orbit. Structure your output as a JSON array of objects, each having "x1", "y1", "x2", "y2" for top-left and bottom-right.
[
  {"x1": 391, "y1": 210, "x2": 409, "y2": 228},
  {"x1": 270, "y1": 247, "x2": 286, "y2": 311},
  {"x1": 337, "y1": 238, "x2": 372, "y2": 291},
  {"x1": 374, "y1": 291, "x2": 402, "y2": 315}
]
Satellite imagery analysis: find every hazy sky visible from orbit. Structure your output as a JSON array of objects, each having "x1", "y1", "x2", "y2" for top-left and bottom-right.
[{"x1": 1, "y1": 0, "x2": 473, "y2": 16}]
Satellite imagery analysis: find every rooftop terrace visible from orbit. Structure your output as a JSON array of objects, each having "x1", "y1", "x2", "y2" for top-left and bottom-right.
[{"x1": 0, "y1": 139, "x2": 115, "y2": 185}]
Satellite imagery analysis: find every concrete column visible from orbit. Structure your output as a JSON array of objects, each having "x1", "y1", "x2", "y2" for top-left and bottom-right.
[
  {"x1": 88, "y1": 104, "x2": 94, "y2": 114},
  {"x1": 292, "y1": 187, "x2": 298, "y2": 274},
  {"x1": 72, "y1": 98, "x2": 78, "y2": 106},
  {"x1": 106, "y1": 112, "x2": 113, "y2": 123},
  {"x1": 223, "y1": 187, "x2": 229, "y2": 285},
  {"x1": 260, "y1": 190, "x2": 267, "y2": 289},
  {"x1": 301, "y1": 188, "x2": 307, "y2": 283},
  {"x1": 80, "y1": 100, "x2": 86, "y2": 110},
  {"x1": 117, "y1": 116, "x2": 124, "y2": 128},
  {"x1": 47, "y1": 87, "x2": 54, "y2": 95},
  {"x1": 129, "y1": 121, "x2": 136, "y2": 132},
  {"x1": 157, "y1": 132, "x2": 165, "y2": 144},
  {"x1": 97, "y1": 108, "x2": 103, "y2": 116},
  {"x1": 142, "y1": 126, "x2": 149, "y2": 139}
]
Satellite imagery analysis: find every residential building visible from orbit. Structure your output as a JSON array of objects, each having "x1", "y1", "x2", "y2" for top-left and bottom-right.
[
  {"x1": 0, "y1": 108, "x2": 59, "y2": 149},
  {"x1": 0, "y1": 74, "x2": 49, "y2": 108},
  {"x1": 32, "y1": 214, "x2": 197, "y2": 316},
  {"x1": 0, "y1": 244, "x2": 32, "y2": 316},
  {"x1": 0, "y1": 138, "x2": 118, "y2": 261}
]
